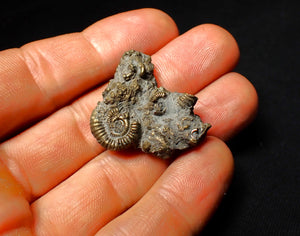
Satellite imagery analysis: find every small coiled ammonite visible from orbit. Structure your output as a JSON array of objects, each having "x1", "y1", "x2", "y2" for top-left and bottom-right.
[
  {"x1": 90, "y1": 50, "x2": 211, "y2": 158},
  {"x1": 177, "y1": 93, "x2": 198, "y2": 108},
  {"x1": 150, "y1": 87, "x2": 168, "y2": 102},
  {"x1": 90, "y1": 106, "x2": 140, "y2": 150}
]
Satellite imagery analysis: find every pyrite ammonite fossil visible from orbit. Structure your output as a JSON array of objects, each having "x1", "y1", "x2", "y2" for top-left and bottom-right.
[{"x1": 90, "y1": 50, "x2": 211, "y2": 159}]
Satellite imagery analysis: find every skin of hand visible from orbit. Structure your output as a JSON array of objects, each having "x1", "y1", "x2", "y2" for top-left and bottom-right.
[{"x1": 0, "y1": 8, "x2": 258, "y2": 236}]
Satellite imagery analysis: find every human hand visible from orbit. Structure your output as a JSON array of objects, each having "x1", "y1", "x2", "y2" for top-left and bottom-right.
[{"x1": 0, "y1": 9, "x2": 258, "y2": 235}]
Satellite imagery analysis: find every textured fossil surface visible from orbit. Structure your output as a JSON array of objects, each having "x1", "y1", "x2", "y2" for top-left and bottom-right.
[{"x1": 90, "y1": 50, "x2": 211, "y2": 159}]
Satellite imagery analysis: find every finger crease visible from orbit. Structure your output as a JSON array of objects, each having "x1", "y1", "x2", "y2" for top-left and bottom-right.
[
  {"x1": 19, "y1": 47, "x2": 59, "y2": 109},
  {"x1": 100, "y1": 156, "x2": 140, "y2": 210},
  {"x1": 0, "y1": 147, "x2": 33, "y2": 201},
  {"x1": 67, "y1": 103, "x2": 97, "y2": 153},
  {"x1": 157, "y1": 185, "x2": 194, "y2": 232},
  {"x1": 99, "y1": 159, "x2": 125, "y2": 209},
  {"x1": 81, "y1": 31, "x2": 104, "y2": 63}
]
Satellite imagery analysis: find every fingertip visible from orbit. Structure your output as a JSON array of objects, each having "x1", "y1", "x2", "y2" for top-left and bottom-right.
[
  {"x1": 129, "y1": 8, "x2": 180, "y2": 53},
  {"x1": 175, "y1": 135, "x2": 234, "y2": 194},
  {"x1": 199, "y1": 23, "x2": 240, "y2": 57},
  {"x1": 195, "y1": 23, "x2": 240, "y2": 71},
  {"x1": 83, "y1": 8, "x2": 179, "y2": 57},
  {"x1": 219, "y1": 72, "x2": 258, "y2": 140},
  {"x1": 153, "y1": 23, "x2": 240, "y2": 93},
  {"x1": 203, "y1": 136, "x2": 234, "y2": 184},
  {"x1": 231, "y1": 72, "x2": 259, "y2": 129},
  {"x1": 137, "y1": 8, "x2": 179, "y2": 40},
  {"x1": 171, "y1": 136, "x2": 234, "y2": 231},
  {"x1": 195, "y1": 72, "x2": 258, "y2": 141}
]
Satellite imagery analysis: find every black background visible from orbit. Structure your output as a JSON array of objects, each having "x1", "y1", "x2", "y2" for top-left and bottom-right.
[{"x1": 1, "y1": 0, "x2": 299, "y2": 235}]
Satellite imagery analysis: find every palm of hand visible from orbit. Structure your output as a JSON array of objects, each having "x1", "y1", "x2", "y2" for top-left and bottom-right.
[{"x1": 0, "y1": 9, "x2": 257, "y2": 235}]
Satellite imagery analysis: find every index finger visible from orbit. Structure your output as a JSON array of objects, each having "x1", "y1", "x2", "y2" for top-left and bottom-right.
[{"x1": 0, "y1": 8, "x2": 178, "y2": 140}]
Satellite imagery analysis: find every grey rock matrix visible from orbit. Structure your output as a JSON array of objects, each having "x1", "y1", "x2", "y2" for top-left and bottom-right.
[{"x1": 90, "y1": 50, "x2": 211, "y2": 158}]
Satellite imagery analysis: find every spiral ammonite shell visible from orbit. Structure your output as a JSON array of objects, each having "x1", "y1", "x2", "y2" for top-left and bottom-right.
[{"x1": 90, "y1": 107, "x2": 140, "y2": 150}]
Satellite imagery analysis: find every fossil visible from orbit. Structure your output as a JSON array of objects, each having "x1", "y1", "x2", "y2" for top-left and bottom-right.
[{"x1": 90, "y1": 50, "x2": 211, "y2": 159}]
